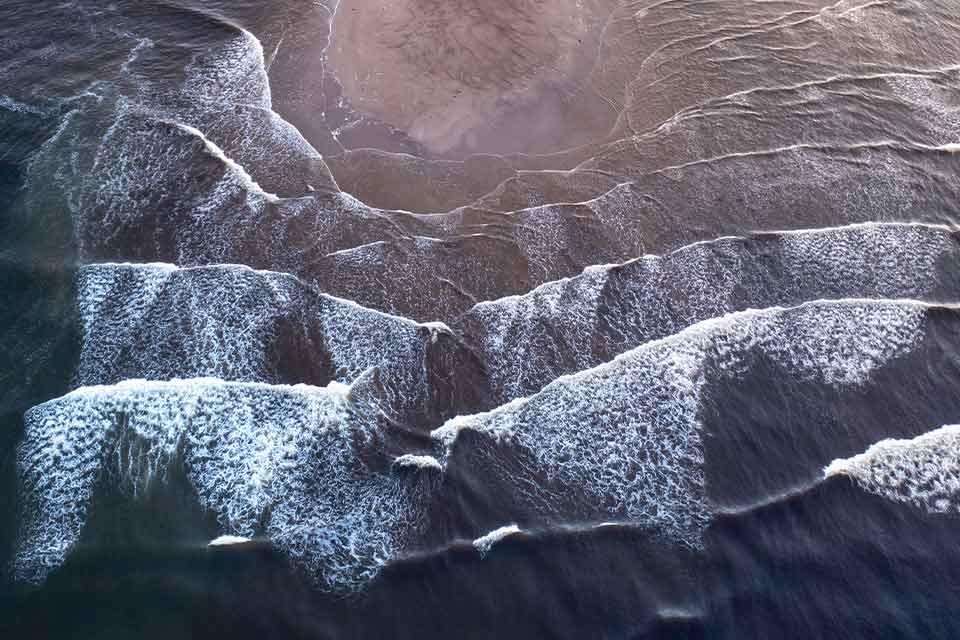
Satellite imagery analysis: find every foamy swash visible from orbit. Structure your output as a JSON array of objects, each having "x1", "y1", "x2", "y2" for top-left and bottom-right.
[
  {"x1": 76, "y1": 223, "x2": 960, "y2": 418},
  {"x1": 826, "y1": 425, "x2": 960, "y2": 514},
  {"x1": 434, "y1": 300, "x2": 929, "y2": 548},
  {"x1": 460, "y1": 222, "x2": 960, "y2": 403},
  {"x1": 18, "y1": 300, "x2": 959, "y2": 591},
  {"x1": 76, "y1": 262, "x2": 484, "y2": 427},
  {"x1": 25, "y1": 27, "x2": 960, "y2": 322},
  {"x1": 12, "y1": 375, "x2": 438, "y2": 591}
]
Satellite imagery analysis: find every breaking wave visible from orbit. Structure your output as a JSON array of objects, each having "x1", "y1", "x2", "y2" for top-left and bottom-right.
[
  {"x1": 6, "y1": 4, "x2": 960, "y2": 631},
  {"x1": 73, "y1": 223, "x2": 960, "y2": 430},
  {"x1": 826, "y1": 425, "x2": 960, "y2": 514},
  {"x1": 13, "y1": 375, "x2": 437, "y2": 592},
  {"x1": 434, "y1": 300, "x2": 931, "y2": 548},
  {"x1": 75, "y1": 262, "x2": 483, "y2": 427}
]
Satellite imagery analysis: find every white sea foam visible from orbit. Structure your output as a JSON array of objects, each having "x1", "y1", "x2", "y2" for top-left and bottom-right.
[
  {"x1": 208, "y1": 535, "x2": 251, "y2": 546},
  {"x1": 33, "y1": 16, "x2": 959, "y2": 322},
  {"x1": 464, "y1": 266, "x2": 608, "y2": 402},
  {"x1": 43, "y1": 28, "x2": 340, "y2": 262},
  {"x1": 181, "y1": 28, "x2": 271, "y2": 109},
  {"x1": 13, "y1": 378, "x2": 434, "y2": 591},
  {"x1": 473, "y1": 524, "x2": 521, "y2": 557},
  {"x1": 168, "y1": 122, "x2": 279, "y2": 203},
  {"x1": 0, "y1": 95, "x2": 47, "y2": 115},
  {"x1": 463, "y1": 223, "x2": 953, "y2": 403},
  {"x1": 67, "y1": 97, "x2": 272, "y2": 259},
  {"x1": 393, "y1": 455, "x2": 443, "y2": 472},
  {"x1": 75, "y1": 263, "x2": 450, "y2": 422},
  {"x1": 825, "y1": 425, "x2": 960, "y2": 514},
  {"x1": 436, "y1": 300, "x2": 929, "y2": 546}
]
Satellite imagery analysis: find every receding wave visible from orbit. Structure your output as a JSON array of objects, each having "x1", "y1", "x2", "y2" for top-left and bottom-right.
[{"x1": 17, "y1": 26, "x2": 960, "y2": 322}]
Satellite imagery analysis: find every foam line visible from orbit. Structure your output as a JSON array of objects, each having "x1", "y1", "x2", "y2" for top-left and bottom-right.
[{"x1": 825, "y1": 425, "x2": 960, "y2": 514}]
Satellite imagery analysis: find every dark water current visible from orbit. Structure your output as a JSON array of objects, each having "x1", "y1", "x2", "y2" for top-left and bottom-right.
[{"x1": 3, "y1": 0, "x2": 960, "y2": 637}]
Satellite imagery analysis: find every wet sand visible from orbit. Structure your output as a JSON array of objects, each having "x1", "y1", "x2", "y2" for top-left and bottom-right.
[{"x1": 326, "y1": 0, "x2": 619, "y2": 156}]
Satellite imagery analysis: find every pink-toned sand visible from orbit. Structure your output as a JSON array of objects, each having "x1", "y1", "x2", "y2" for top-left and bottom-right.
[{"x1": 327, "y1": 0, "x2": 617, "y2": 155}]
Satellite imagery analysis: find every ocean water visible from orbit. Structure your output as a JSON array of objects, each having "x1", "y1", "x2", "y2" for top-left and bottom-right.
[{"x1": 3, "y1": 0, "x2": 960, "y2": 637}]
